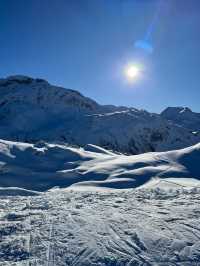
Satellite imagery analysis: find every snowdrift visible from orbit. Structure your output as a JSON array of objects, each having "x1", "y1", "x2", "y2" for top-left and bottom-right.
[{"x1": 0, "y1": 139, "x2": 199, "y2": 191}]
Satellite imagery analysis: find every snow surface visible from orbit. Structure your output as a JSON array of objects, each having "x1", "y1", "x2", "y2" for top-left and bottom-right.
[
  {"x1": 0, "y1": 139, "x2": 199, "y2": 191},
  {"x1": 1, "y1": 187, "x2": 200, "y2": 265},
  {"x1": 0, "y1": 140, "x2": 200, "y2": 264},
  {"x1": 0, "y1": 75, "x2": 200, "y2": 154},
  {"x1": 0, "y1": 75, "x2": 200, "y2": 265}
]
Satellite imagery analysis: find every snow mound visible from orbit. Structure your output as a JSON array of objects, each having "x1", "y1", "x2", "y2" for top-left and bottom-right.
[
  {"x1": 0, "y1": 139, "x2": 199, "y2": 191},
  {"x1": 0, "y1": 187, "x2": 41, "y2": 196}
]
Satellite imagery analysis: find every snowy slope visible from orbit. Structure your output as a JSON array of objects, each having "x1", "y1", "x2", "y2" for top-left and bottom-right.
[
  {"x1": 1, "y1": 76, "x2": 200, "y2": 265},
  {"x1": 1, "y1": 184, "x2": 200, "y2": 265},
  {"x1": 0, "y1": 75, "x2": 199, "y2": 154},
  {"x1": 0, "y1": 139, "x2": 199, "y2": 191},
  {"x1": 161, "y1": 106, "x2": 200, "y2": 132},
  {"x1": 0, "y1": 139, "x2": 200, "y2": 265}
]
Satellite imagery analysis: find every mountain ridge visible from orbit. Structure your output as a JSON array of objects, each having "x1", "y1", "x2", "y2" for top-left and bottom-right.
[
  {"x1": 0, "y1": 75, "x2": 199, "y2": 154},
  {"x1": 161, "y1": 106, "x2": 200, "y2": 132}
]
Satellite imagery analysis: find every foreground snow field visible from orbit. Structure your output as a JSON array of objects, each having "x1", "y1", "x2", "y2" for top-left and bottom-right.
[
  {"x1": 0, "y1": 139, "x2": 200, "y2": 265},
  {"x1": 1, "y1": 187, "x2": 200, "y2": 265}
]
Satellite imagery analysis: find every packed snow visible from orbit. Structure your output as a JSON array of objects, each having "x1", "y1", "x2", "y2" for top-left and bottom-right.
[{"x1": 1, "y1": 187, "x2": 200, "y2": 265}]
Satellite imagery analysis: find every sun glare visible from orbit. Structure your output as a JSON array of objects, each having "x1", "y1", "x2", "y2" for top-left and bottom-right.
[{"x1": 125, "y1": 65, "x2": 140, "y2": 81}]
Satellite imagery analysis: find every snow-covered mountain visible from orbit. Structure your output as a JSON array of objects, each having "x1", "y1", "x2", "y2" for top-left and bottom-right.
[
  {"x1": 0, "y1": 75, "x2": 199, "y2": 154},
  {"x1": 1, "y1": 76, "x2": 200, "y2": 265},
  {"x1": 161, "y1": 106, "x2": 200, "y2": 132},
  {"x1": 0, "y1": 139, "x2": 199, "y2": 191}
]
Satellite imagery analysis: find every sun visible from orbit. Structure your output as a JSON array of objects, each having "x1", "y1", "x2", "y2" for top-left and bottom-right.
[{"x1": 125, "y1": 65, "x2": 140, "y2": 81}]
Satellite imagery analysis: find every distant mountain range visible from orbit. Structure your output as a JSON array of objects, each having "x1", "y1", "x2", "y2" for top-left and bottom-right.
[{"x1": 0, "y1": 75, "x2": 199, "y2": 154}]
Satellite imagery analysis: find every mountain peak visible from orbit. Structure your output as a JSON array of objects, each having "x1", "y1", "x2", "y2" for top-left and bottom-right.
[
  {"x1": 0, "y1": 75, "x2": 199, "y2": 154},
  {"x1": 0, "y1": 75, "x2": 99, "y2": 112},
  {"x1": 161, "y1": 106, "x2": 200, "y2": 131},
  {"x1": 161, "y1": 106, "x2": 192, "y2": 115},
  {"x1": 7, "y1": 75, "x2": 34, "y2": 81},
  {"x1": 0, "y1": 75, "x2": 49, "y2": 88}
]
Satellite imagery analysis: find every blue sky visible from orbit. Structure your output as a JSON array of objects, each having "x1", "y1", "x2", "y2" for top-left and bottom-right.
[{"x1": 0, "y1": 0, "x2": 200, "y2": 112}]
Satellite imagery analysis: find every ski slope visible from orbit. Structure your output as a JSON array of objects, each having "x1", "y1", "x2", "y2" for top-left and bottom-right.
[
  {"x1": 1, "y1": 140, "x2": 200, "y2": 265},
  {"x1": 1, "y1": 187, "x2": 200, "y2": 265}
]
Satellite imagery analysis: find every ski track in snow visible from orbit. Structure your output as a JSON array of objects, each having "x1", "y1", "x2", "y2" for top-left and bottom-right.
[
  {"x1": 0, "y1": 77, "x2": 200, "y2": 265},
  {"x1": 1, "y1": 188, "x2": 200, "y2": 265}
]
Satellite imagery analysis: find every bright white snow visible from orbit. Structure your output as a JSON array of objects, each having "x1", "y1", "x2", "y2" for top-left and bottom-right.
[
  {"x1": 0, "y1": 139, "x2": 199, "y2": 191},
  {"x1": 0, "y1": 140, "x2": 200, "y2": 265},
  {"x1": 1, "y1": 187, "x2": 200, "y2": 265}
]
